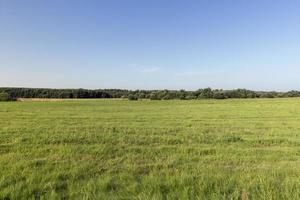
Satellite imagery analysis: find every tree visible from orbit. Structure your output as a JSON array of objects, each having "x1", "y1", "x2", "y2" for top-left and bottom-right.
[
  {"x1": 198, "y1": 88, "x2": 213, "y2": 99},
  {"x1": 138, "y1": 93, "x2": 146, "y2": 99},
  {"x1": 178, "y1": 89, "x2": 187, "y2": 100}
]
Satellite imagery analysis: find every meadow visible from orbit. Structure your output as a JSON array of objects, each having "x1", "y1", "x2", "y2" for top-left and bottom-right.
[{"x1": 0, "y1": 99, "x2": 299, "y2": 199}]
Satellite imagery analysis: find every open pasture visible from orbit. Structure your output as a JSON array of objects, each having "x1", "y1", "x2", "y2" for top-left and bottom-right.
[{"x1": 0, "y1": 99, "x2": 299, "y2": 199}]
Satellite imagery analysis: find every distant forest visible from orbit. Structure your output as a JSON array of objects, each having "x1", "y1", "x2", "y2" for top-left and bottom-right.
[{"x1": 1, "y1": 87, "x2": 300, "y2": 101}]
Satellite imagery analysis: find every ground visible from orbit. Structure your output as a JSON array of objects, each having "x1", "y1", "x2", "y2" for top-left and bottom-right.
[{"x1": 0, "y1": 99, "x2": 299, "y2": 199}]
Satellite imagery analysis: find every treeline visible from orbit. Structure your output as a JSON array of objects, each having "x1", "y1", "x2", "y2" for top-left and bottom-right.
[
  {"x1": 1, "y1": 87, "x2": 300, "y2": 101},
  {"x1": 0, "y1": 88, "x2": 116, "y2": 99},
  {"x1": 126, "y1": 89, "x2": 300, "y2": 100}
]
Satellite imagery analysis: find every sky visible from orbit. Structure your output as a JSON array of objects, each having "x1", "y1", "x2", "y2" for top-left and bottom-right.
[{"x1": 1, "y1": 0, "x2": 300, "y2": 91}]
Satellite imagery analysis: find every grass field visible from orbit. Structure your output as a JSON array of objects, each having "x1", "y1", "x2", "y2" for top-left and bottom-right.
[{"x1": 0, "y1": 99, "x2": 299, "y2": 199}]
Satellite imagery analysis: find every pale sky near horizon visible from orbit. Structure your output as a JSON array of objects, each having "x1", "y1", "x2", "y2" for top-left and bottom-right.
[{"x1": 1, "y1": 0, "x2": 300, "y2": 91}]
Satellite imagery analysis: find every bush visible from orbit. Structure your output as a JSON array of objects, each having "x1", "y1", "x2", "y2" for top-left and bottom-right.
[
  {"x1": 0, "y1": 92, "x2": 12, "y2": 101},
  {"x1": 213, "y1": 91, "x2": 227, "y2": 99},
  {"x1": 149, "y1": 93, "x2": 159, "y2": 100},
  {"x1": 128, "y1": 94, "x2": 138, "y2": 101},
  {"x1": 185, "y1": 95, "x2": 196, "y2": 100},
  {"x1": 138, "y1": 93, "x2": 146, "y2": 99}
]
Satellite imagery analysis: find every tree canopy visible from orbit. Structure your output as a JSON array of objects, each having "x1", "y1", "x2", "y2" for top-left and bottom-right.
[{"x1": 0, "y1": 87, "x2": 299, "y2": 101}]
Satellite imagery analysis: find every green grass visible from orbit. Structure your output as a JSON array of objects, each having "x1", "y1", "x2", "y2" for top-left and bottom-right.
[{"x1": 0, "y1": 99, "x2": 299, "y2": 199}]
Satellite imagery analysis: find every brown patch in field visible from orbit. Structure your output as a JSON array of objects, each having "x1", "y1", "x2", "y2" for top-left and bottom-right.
[{"x1": 241, "y1": 189, "x2": 249, "y2": 200}]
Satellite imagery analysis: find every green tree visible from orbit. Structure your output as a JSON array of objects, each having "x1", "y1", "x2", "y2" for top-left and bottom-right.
[
  {"x1": 138, "y1": 93, "x2": 146, "y2": 99},
  {"x1": 198, "y1": 88, "x2": 213, "y2": 99}
]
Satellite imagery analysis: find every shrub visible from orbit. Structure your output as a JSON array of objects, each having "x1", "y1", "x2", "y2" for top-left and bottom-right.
[
  {"x1": 138, "y1": 93, "x2": 146, "y2": 99},
  {"x1": 128, "y1": 94, "x2": 138, "y2": 101},
  {"x1": 0, "y1": 92, "x2": 12, "y2": 101},
  {"x1": 149, "y1": 93, "x2": 159, "y2": 100},
  {"x1": 213, "y1": 91, "x2": 227, "y2": 99},
  {"x1": 185, "y1": 95, "x2": 196, "y2": 100}
]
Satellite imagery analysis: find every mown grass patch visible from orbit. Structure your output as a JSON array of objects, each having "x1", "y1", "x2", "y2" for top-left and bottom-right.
[{"x1": 0, "y1": 99, "x2": 299, "y2": 199}]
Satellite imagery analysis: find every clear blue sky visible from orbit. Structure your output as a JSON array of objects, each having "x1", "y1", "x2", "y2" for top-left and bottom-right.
[{"x1": 1, "y1": 0, "x2": 300, "y2": 91}]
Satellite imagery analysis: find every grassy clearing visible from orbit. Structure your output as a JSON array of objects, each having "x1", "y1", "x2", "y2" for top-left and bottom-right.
[{"x1": 0, "y1": 99, "x2": 299, "y2": 199}]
